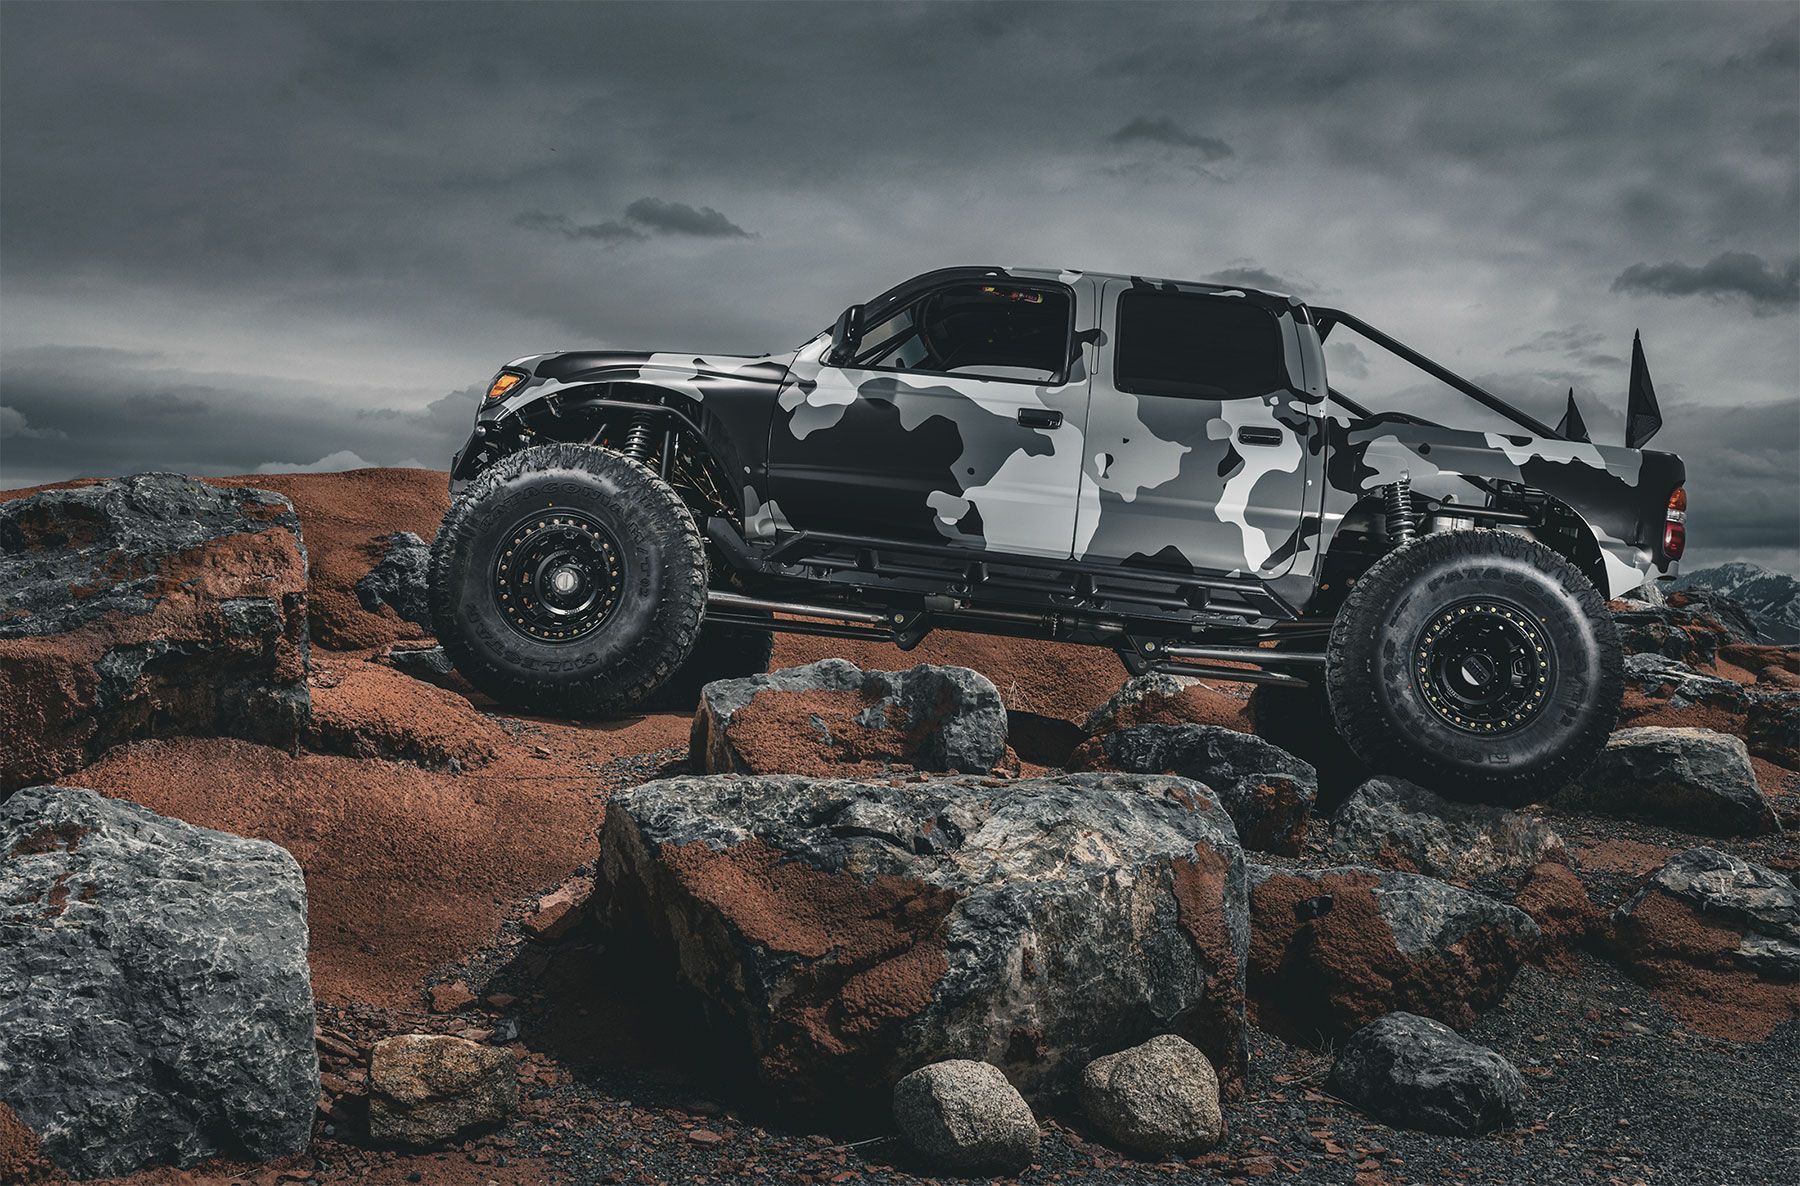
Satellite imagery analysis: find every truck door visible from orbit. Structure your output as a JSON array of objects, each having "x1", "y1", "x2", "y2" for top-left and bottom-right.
[
  {"x1": 1073, "y1": 279, "x2": 1319, "y2": 578},
  {"x1": 765, "y1": 273, "x2": 1098, "y2": 560}
]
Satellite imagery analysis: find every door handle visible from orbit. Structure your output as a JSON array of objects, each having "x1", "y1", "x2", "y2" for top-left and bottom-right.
[
  {"x1": 1017, "y1": 408, "x2": 1063, "y2": 429},
  {"x1": 1236, "y1": 425, "x2": 1283, "y2": 446}
]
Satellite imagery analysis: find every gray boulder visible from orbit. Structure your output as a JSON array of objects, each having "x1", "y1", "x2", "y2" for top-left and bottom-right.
[
  {"x1": 367, "y1": 1034, "x2": 518, "y2": 1148},
  {"x1": 1329, "y1": 777, "x2": 1562, "y2": 882},
  {"x1": 892, "y1": 1060, "x2": 1039, "y2": 1175},
  {"x1": 1328, "y1": 1012, "x2": 1524, "y2": 1135},
  {"x1": 1079, "y1": 1034, "x2": 1222, "y2": 1157},
  {"x1": 690, "y1": 658, "x2": 1007, "y2": 775},
  {"x1": 598, "y1": 772, "x2": 1248, "y2": 1122},
  {"x1": 1075, "y1": 723, "x2": 1317, "y2": 855},
  {"x1": 354, "y1": 531, "x2": 432, "y2": 629},
  {"x1": 0, "y1": 473, "x2": 310, "y2": 793},
  {"x1": 0, "y1": 786, "x2": 318, "y2": 1177},
  {"x1": 1561, "y1": 726, "x2": 1774, "y2": 836},
  {"x1": 1247, "y1": 862, "x2": 1539, "y2": 1041},
  {"x1": 376, "y1": 644, "x2": 463, "y2": 690},
  {"x1": 1615, "y1": 847, "x2": 1800, "y2": 983}
]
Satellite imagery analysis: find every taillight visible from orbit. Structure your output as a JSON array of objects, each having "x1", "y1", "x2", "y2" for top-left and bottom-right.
[{"x1": 1663, "y1": 486, "x2": 1686, "y2": 561}]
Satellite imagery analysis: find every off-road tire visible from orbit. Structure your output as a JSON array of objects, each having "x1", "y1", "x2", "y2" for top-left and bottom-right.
[
  {"x1": 429, "y1": 443, "x2": 707, "y2": 717},
  {"x1": 642, "y1": 615, "x2": 776, "y2": 711},
  {"x1": 1326, "y1": 529, "x2": 1622, "y2": 804}
]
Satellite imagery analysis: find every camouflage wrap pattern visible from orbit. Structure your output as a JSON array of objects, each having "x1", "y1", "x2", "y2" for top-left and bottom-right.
[{"x1": 455, "y1": 267, "x2": 1683, "y2": 610}]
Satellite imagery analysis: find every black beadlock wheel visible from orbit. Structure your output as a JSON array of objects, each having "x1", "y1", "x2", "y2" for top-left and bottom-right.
[
  {"x1": 1325, "y1": 529, "x2": 1622, "y2": 804},
  {"x1": 428, "y1": 443, "x2": 707, "y2": 717}
]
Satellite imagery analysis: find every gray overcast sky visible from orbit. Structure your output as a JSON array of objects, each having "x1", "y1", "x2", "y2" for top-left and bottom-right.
[{"x1": 2, "y1": 1, "x2": 1796, "y2": 571}]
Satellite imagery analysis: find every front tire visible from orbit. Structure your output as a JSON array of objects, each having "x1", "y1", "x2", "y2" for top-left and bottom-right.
[
  {"x1": 1325, "y1": 530, "x2": 1622, "y2": 804},
  {"x1": 428, "y1": 444, "x2": 707, "y2": 716}
]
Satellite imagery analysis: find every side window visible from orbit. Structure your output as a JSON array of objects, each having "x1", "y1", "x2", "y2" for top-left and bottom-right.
[
  {"x1": 852, "y1": 282, "x2": 1072, "y2": 384},
  {"x1": 1114, "y1": 291, "x2": 1283, "y2": 399}
]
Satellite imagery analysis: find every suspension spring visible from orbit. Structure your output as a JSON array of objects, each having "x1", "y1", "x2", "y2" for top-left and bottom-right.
[
  {"x1": 1385, "y1": 474, "x2": 1418, "y2": 546},
  {"x1": 620, "y1": 411, "x2": 659, "y2": 464}
]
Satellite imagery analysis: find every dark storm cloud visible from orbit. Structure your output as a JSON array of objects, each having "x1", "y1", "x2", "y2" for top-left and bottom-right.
[
  {"x1": 1611, "y1": 251, "x2": 1800, "y2": 314},
  {"x1": 0, "y1": 1, "x2": 1793, "y2": 569},
  {"x1": 0, "y1": 348, "x2": 473, "y2": 487},
  {"x1": 511, "y1": 210, "x2": 647, "y2": 244},
  {"x1": 621, "y1": 198, "x2": 751, "y2": 239},
  {"x1": 1205, "y1": 265, "x2": 1303, "y2": 293},
  {"x1": 1106, "y1": 117, "x2": 1233, "y2": 161}
]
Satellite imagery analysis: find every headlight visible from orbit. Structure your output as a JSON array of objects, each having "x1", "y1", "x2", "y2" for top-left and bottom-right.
[{"x1": 485, "y1": 369, "x2": 528, "y2": 402}]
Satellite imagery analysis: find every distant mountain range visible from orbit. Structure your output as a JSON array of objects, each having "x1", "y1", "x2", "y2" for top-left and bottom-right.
[{"x1": 1675, "y1": 562, "x2": 1800, "y2": 644}]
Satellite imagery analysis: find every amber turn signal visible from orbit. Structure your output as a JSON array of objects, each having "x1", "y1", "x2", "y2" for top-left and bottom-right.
[{"x1": 485, "y1": 370, "x2": 526, "y2": 402}]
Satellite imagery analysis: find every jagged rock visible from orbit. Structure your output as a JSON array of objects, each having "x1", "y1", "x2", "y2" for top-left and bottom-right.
[
  {"x1": 0, "y1": 785, "x2": 317, "y2": 1177},
  {"x1": 892, "y1": 1060, "x2": 1039, "y2": 1175},
  {"x1": 376, "y1": 644, "x2": 465, "y2": 690},
  {"x1": 0, "y1": 474, "x2": 310, "y2": 793},
  {"x1": 1329, "y1": 777, "x2": 1561, "y2": 882},
  {"x1": 598, "y1": 772, "x2": 1248, "y2": 1122},
  {"x1": 1515, "y1": 861, "x2": 1606, "y2": 973},
  {"x1": 1616, "y1": 848, "x2": 1800, "y2": 984},
  {"x1": 367, "y1": 1034, "x2": 518, "y2": 1147},
  {"x1": 1079, "y1": 1034, "x2": 1223, "y2": 1157},
  {"x1": 1246, "y1": 863, "x2": 1538, "y2": 1042},
  {"x1": 1560, "y1": 727, "x2": 1774, "y2": 836},
  {"x1": 354, "y1": 531, "x2": 432, "y2": 628},
  {"x1": 1746, "y1": 691, "x2": 1800, "y2": 768},
  {"x1": 690, "y1": 659, "x2": 1007, "y2": 776},
  {"x1": 1073, "y1": 723, "x2": 1316, "y2": 855},
  {"x1": 1327, "y1": 1013, "x2": 1524, "y2": 1136},
  {"x1": 1621, "y1": 652, "x2": 1744, "y2": 704},
  {"x1": 1082, "y1": 672, "x2": 1249, "y2": 736}
]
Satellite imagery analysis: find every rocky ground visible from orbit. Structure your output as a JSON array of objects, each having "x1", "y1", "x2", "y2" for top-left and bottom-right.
[{"x1": 2, "y1": 467, "x2": 1796, "y2": 1186}]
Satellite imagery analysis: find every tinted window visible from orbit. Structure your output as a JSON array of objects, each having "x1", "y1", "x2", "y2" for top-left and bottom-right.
[
  {"x1": 853, "y1": 283, "x2": 1071, "y2": 383},
  {"x1": 1114, "y1": 291, "x2": 1283, "y2": 399}
]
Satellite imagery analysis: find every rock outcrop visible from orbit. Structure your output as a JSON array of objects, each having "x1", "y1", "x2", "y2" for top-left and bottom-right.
[
  {"x1": 892, "y1": 1060, "x2": 1039, "y2": 1175},
  {"x1": 0, "y1": 785, "x2": 318, "y2": 1177},
  {"x1": 354, "y1": 531, "x2": 432, "y2": 629},
  {"x1": 1612, "y1": 848, "x2": 1800, "y2": 1038},
  {"x1": 1327, "y1": 1013, "x2": 1524, "y2": 1136},
  {"x1": 0, "y1": 474, "x2": 310, "y2": 793},
  {"x1": 1561, "y1": 727, "x2": 1774, "y2": 836},
  {"x1": 690, "y1": 659, "x2": 1008, "y2": 776},
  {"x1": 1329, "y1": 777, "x2": 1561, "y2": 882},
  {"x1": 1247, "y1": 863, "x2": 1538, "y2": 1042},
  {"x1": 1078, "y1": 1034, "x2": 1223, "y2": 1157},
  {"x1": 1072, "y1": 722, "x2": 1317, "y2": 855},
  {"x1": 367, "y1": 1034, "x2": 518, "y2": 1148},
  {"x1": 598, "y1": 772, "x2": 1248, "y2": 1122},
  {"x1": 1081, "y1": 672, "x2": 1251, "y2": 737}
]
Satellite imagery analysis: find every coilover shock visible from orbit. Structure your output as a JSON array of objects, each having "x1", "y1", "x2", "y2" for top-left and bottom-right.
[
  {"x1": 619, "y1": 410, "x2": 660, "y2": 466},
  {"x1": 1385, "y1": 473, "x2": 1418, "y2": 546}
]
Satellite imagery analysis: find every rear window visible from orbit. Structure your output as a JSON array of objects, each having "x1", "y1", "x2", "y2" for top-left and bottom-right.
[{"x1": 1114, "y1": 291, "x2": 1284, "y2": 399}]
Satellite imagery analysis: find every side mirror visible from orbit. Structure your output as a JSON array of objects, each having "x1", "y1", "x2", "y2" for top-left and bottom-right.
[{"x1": 827, "y1": 304, "x2": 865, "y2": 366}]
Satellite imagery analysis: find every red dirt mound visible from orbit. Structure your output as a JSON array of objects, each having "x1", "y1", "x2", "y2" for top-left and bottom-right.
[
  {"x1": 67, "y1": 708, "x2": 688, "y2": 1007},
  {"x1": 212, "y1": 468, "x2": 450, "y2": 651},
  {"x1": 306, "y1": 652, "x2": 508, "y2": 770},
  {"x1": 0, "y1": 1102, "x2": 50, "y2": 1183}
]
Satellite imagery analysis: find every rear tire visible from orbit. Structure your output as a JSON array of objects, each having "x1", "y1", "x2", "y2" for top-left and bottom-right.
[
  {"x1": 1325, "y1": 530, "x2": 1622, "y2": 805},
  {"x1": 428, "y1": 444, "x2": 707, "y2": 717}
]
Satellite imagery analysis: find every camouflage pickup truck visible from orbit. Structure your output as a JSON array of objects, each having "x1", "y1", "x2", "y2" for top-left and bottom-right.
[{"x1": 434, "y1": 266, "x2": 1686, "y2": 799}]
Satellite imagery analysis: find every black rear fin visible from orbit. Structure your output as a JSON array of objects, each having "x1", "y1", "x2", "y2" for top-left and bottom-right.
[
  {"x1": 1626, "y1": 330, "x2": 1662, "y2": 448},
  {"x1": 1555, "y1": 388, "x2": 1592, "y2": 444}
]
